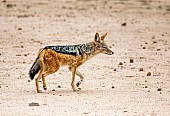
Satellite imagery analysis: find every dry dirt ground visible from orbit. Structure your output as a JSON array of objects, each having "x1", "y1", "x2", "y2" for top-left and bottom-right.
[{"x1": 0, "y1": 0, "x2": 170, "y2": 115}]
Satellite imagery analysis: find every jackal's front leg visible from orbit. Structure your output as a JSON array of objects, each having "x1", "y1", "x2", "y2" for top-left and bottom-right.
[
  {"x1": 75, "y1": 70, "x2": 84, "y2": 88},
  {"x1": 69, "y1": 67, "x2": 84, "y2": 88},
  {"x1": 71, "y1": 66, "x2": 79, "y2": 92}
]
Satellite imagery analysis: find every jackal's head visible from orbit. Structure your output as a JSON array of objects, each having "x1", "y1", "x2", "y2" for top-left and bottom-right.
[{"x1": 94, "y1": 33, "x2": 114, "y2": 55}]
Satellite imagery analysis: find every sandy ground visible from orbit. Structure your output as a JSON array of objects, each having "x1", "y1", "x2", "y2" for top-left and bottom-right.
[{"x1": 0, "y1": 0, "x2": 170, "y2": 115}]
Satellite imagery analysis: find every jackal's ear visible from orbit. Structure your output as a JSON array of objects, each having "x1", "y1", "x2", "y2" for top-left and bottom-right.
[
  {"x1": 101, "y1": 33, "x2": 107, "y2": 41},
  {"x1": 94, "y1": 32, "x2": 100, "y2": 42}
]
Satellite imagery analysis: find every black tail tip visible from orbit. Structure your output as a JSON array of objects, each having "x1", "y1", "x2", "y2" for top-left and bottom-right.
[{"x1": 29, "y1": 71, "x2": 35, "y2": 80}]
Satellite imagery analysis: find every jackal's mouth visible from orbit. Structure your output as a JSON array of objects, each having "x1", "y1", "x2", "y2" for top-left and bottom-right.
[{"x1": 105, "y1": 52, "x2": 114, "y2": 55}]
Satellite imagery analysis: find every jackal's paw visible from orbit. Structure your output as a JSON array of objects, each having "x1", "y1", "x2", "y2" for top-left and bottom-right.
[
  {"x1": 76, "y1": 82, "x2": 81, "y2": 87},
  {"x1": 43, "y1": 86, "x2": 47, "y2": 90},
  {"x1": 73, "y1": 89, "x2": 80, "y2": 92},
  {"x1": 37, "y1": 90, "x2": 42, "y2": 93}
]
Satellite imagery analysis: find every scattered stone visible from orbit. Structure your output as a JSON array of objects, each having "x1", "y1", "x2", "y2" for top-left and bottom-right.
[
  {"x1": 114, "y1": 69, "x2": 116, "y2": 71},
  {"x1": 142, "y1": 46, "x2": 146, "y2": 49},
  {"x1": 130, "y1": 59, "x2": 134, "y2": 63},
  {"x1": 152, "y1": 35, "x2": 155, "y2": 39},
  {"x1": 83, "y1": 112, "x2": 90, "y2": 114},
  {"x1": 112, "y1": 86, "x2": 115, "y2": 89},
  {"x1": 58, "y1": 85, "x2": 61, "y2": 88},
  {"x1": 29, "y1": 102, "x2": 40, "y2": 106},
  {"x1": 139, "y1": 57, "x2": 145, "y2": 59},
  {"x1": 28, "y1": 80, "x2": 31, "y2": 82},
  {"x1": 153, "y1": 41, "x2": 157, "y2": 43},
  {"x1": 119, "y1": 62, "x2": 123, "y2": 65},
  {"x1": 0, "y1": 86, "x2": 1, "y2": 88},
  {"x1": 6, "y1": 4, "x2": 16, "y2": 8},
  {"x1": 121, "y1": 22, "x2": 126, "y2": 26},
  {"x1": 16, "y1": 54, "x2": 21, "y2": 56},
  {"x1": 17, "y1": 28, "x2": 22, "y2": 30},
  {"x1": 147, "y1": 72, "x2": 151, "y2": 76},
  {"x1": 157, "y1": 49, "x2": 161, "y2": 51},
  {"x1": 145, "y1": 86, "x2": 148, "y2": 88},
  {"x1": 157, "y1": 88, "x2": 162, "y2": 91},
  {"x1": 2, "y1": 0, "x2": 6, "y2": 3},
  {"x1": 59, "y1": 94, "x2": 62, "y2": 96},
  {"x1": 52, "y1": 89, "x2": 55, "y2": 91},
  {"x1": 139, "y1": 68, "x2": 143, "y2": 71}
]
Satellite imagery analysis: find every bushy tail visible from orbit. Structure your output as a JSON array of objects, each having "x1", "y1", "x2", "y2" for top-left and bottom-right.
[{"x1": 29, "y1": 56, "x2": 40, "y2": 80}]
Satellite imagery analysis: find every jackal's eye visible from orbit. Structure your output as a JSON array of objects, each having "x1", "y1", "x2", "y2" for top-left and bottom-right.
[{"x1": 96, "y1": 45, "x2": 100, "y2": 48}]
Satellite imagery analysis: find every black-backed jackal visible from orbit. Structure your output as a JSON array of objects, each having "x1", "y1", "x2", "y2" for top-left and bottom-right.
[{"x1": 29, "y1": 33, "x2": 114, "y2": 93}]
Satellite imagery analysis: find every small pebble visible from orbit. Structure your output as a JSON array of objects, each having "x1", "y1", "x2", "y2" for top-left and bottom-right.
[
  {"x1": 17, "y1": 28, "x2": 22, "y2": 30},
  {"x1": 58, "y1": 85, "x2": 61, "y2": 88},
  {"x1": 130, "y1": 59, "x2": 134, "y2": 63},
  {"x1": 153, "y1": 41, "x2": 157, "y2": 43},
  {"x1": 139, "y1": 68, "x2": 143, "y2": 71},
  {"x1": 157, "y1": 88, "x2": 162, "y2": 91},
  {"x1": 52, "y1": 89, "x2": 55, "y2": 91},
  {"x1": 112, "y1": 86, "x2": 115, "y2": 89},
  {"x1": 6, "y1": 4, "x2": 13, "y2": 8},
  {"x1": 2, "y1": 0, "x2": 6, "y2": 3},
  {"x1": 147, "y1": 72, "x2": 151, "y2": 76},
  {"x1": 119, "y1": 62, "x2": 123, "y2": 65},
  {"x1": 143, "y1": 47, "x2": 146, "y2": 49},
  {"x1": 114, "y1": 69, "x2": 116, "y2": 71},
  {"x1": 121, "y1": 23, "x2": 126, "y2": 26},
  {"x1": 29, "y1": 102, "x2": 40, "y2": 106},
  {"x1": 28, "y1": 80, "x2": 31, "y2": 82}
]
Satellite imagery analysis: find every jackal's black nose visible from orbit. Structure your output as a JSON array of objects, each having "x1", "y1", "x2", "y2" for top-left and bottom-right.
[{"x1": 107, "y1": 51, "x2": 114, "y2": 55}]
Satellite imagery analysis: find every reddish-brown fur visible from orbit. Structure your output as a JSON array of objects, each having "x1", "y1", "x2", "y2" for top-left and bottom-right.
[{"x1": 30, "y1": 33, "x2": 114, "y2": 93}]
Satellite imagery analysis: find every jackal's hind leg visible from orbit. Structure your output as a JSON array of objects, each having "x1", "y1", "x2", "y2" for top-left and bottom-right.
[
  {"x1": 41, "y1": 66, "x2": 47, "y2": 90},
  {"x1": 35, "y1": 68, "x2": 43, "y2": 93},
  {"x1": 42, "y1": 66, "x2": 59, "y2": 91}
]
